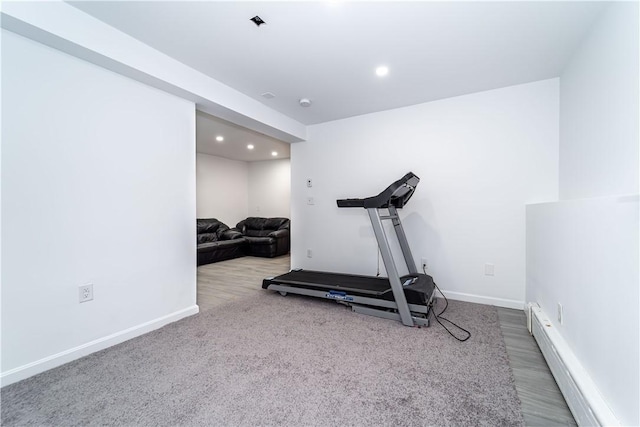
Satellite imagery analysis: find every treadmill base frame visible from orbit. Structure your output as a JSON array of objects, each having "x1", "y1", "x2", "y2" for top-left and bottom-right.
[{"x1": 265, "y1": 283, "x2": 435, "y2": 327}]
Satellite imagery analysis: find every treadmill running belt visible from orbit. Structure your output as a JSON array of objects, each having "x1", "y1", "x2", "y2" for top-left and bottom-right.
[{"x1": 270, "y1": 270, "x2": 392, "y2": 296}]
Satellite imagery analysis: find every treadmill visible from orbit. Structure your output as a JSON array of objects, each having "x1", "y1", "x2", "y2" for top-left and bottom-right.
[{"x1": 262, "y1": 172, "x2": 436, "y2": 327}]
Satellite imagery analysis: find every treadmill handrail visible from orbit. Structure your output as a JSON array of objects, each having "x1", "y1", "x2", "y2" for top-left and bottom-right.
[{"x1": 336, "y1": 172, "x2": 419, "y2": 209}]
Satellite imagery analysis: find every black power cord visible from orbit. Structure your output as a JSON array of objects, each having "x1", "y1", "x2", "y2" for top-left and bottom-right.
[{"x1": 424, "y1": 266, "x2": 471, "y2": 342}]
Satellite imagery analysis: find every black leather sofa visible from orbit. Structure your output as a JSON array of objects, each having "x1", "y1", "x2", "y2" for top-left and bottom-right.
[
  {"x1": 235, "y1": 217, "x2": 290, "y2": 258},
  {"x1": 197, "y1": 218, "x2": 245, "y2": 266}
]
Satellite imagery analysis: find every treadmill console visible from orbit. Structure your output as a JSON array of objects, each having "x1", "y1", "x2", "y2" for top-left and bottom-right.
[{"x1": 337, "y1": 172, "x2": 420, "y2": 209}]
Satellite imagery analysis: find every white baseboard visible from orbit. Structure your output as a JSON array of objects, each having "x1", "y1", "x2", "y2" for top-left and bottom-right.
[
  {"x1": 437, "y1": 289, "x2": 524, "y2": 310},
  {"x1": 0, "y1": 305, "x2": 200, "y2": 387},
  {"x1": 530, "y1": 306, "x2": 619, "y2": 426}
]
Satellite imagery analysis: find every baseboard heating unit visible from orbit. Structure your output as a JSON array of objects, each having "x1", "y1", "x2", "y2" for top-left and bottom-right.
[{"x1": 528, "y1": 305, "x2": 619, "y2": 426}]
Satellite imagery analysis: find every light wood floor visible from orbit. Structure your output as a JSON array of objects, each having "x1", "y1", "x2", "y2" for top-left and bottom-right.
[
  {"x1": 497, "y1": 308, "x2": 576, "y2": 426},
  {"x1": 197, "y1": 255, "x2": 576, "y2": 426},
  {"x1": 197, "y1": 255, "x2": 290, "y2": 310}
]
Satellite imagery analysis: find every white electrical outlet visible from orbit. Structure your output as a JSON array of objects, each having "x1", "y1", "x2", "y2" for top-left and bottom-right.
[
  {"x1": 484, "y1": 263, "x2": 495, "y2": 276},
  {"x1": 557, "y1": 303, "x2": 563, "y2": 325},
  {"x1": 421, "y1": 257, "x2": 428, "y2": 270},
  {"x1": 307, "y1": 249, "x2": 313, "y2": 258},
  {"x1": 79, "y1": 284, "x2": 93, "y2": 303}
]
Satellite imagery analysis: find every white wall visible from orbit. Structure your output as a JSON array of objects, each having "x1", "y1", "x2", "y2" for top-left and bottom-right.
[
  {"x1": 526, "y1": 196, "x2": 639, "y2": 426},
  {"x1": 559, "y1": 2, "x2": 639, "y2": 200},
  {"x1": 1, "y1": 1, "x2": 306, "y2": 143},
  {"x1": 196, "y1": 153, "x2": 249, "y2": 227},
  {"x1": 526, "y1": 4, "x2": 640, "y2": 425},
  {"x1": 1, "y1": 30, "x2": 197, "y2": 383},
  {"x1": 196, "y1": 155, "x2": 290, "y2": 226},
  {"x1": 291, "y1": 79, "x2": 559, "y2": 308},
  {"x1": 248, "y1": 159, "x2": 291, "y2": 218}
]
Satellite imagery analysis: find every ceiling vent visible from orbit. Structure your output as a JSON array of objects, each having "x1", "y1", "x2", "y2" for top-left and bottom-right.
[{"x1": 250, "y1": 16, "x2": 266, "y2": 27}]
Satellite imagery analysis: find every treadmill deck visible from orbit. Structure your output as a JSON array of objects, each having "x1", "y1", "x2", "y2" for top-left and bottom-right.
[
  {"x1": 263, "y1": 269, "x2": 435, "y2": 305},
  {"x1": 265, "y1": 270, "x2": 391, "y2": 295}
]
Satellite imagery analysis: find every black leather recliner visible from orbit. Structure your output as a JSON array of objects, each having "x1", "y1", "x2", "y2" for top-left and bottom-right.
[
  {"x1": 197, "y1": 218, "x2": 246, "y2": 266},
  {"x1": 235, "y1": 217, "x2": 290, "y2": 258}
]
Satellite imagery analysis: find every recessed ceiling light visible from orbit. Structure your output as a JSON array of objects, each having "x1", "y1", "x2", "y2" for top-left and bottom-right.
[
  {"x1": 247, "y1": 144, "x2": 255, "y2": 150},
  {"x1": 250, "y1": 16, "x2": 266, "y2": 27},
  {"x1": 215, "y1": 136, "x2": 224, "y2": 142},
  {"x1": 271, "y1": 151, "x2": 278, "y2": 157},
  {"x1": 375, "y1": 66, "x2": 389, "y2": 77}
]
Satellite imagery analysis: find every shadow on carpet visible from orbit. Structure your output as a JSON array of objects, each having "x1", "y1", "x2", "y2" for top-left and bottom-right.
[{"x1": 2, "y1": 293, "x2": 524, "y2": 426}]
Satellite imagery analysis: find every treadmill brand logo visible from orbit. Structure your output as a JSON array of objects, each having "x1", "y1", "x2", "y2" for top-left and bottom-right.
[{"x1": 326, "y1": 293, "x2": 353, "y2": 302}]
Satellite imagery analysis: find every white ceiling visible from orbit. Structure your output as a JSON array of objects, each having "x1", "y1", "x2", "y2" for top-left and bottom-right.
[
  {"x1": 196, "y1": 111, "x2": 290, "y2": 162},
  {"x1": 69, "y1": 1, "x2": 607, "y2": 158}
]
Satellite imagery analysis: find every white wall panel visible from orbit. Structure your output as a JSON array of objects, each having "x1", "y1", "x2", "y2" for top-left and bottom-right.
[
  {"x1": 1, "y1": 30, "x2": 197, "y2": 380},
  {"x1": 559, "y1": 2, "x2": 639, "y2": 199},
  {"x1": 291, "y1": 79, "x2": 559, "y2": 307},
  {"x1": 526, "y1": 196, "x2": 639, "y2": 426},
  {"x1": 528, "y1": 4, "x2": 640, "y2": 424},
  {"x1": 196, "y1": 153, "x2": 248, "y2": 227},
  {"x1": 248, "y1": 159, "x2": 291, "y2": 219}
]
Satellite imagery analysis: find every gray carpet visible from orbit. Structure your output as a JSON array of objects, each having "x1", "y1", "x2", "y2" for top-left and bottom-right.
[{"x1": 2, "y1": 293, "x2": 524, "y2": 426}]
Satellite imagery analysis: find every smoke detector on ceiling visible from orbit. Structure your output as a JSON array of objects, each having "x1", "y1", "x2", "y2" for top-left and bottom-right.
[{"x1": 299, "y1": 98, "x2": 312, "y2": 107}]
